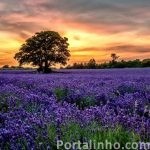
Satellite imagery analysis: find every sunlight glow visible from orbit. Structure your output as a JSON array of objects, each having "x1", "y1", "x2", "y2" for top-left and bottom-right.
[{"x1": 0, "y1": 32, "x2": 21, "y2": 50}]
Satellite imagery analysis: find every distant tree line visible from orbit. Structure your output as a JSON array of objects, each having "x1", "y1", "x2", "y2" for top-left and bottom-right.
[
  {"x1": 2, "y1": 54, "x2": 150, "y2": 70},
  {"x1": 66, "y1": 54, "x2": 150, "y2": 69},
  {"x1": 1, "y1": 65, "x2": 33, "y2": 70}
]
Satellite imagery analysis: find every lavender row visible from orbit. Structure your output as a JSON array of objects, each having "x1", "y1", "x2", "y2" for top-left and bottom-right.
[{"x1": 0, "y1": 69, "x2": 149, "y2": 149}]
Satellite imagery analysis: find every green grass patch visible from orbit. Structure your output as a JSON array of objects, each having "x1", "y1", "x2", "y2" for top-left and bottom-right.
[
  {"x1": 54, "y1": 87, "x2": 96, "y2": 109},
  {"x1": 47, "y1": 122, "x2": 140, "y2": 149}
]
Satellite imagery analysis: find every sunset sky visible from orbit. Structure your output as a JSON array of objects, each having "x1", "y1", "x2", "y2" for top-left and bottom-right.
[{"x1": 0, "y1": 0, "x2": 150, "y2": 66}]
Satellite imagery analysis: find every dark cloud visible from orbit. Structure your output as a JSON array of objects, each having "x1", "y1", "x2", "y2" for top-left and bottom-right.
[
  {"x1": 73, "y1": 47, "x2": 102, "y2": 52},
  {"x1": 39, "y1": 0, "x2": 150, "y2": 34},
  {"x1": 0, "y1": 0, "x2": 34, "y2": 15},
  {"x1": 72, "y1": 44, "x2": 150, "y2": 54},
  {"x1": 0, "y1": 0, "x2": 150, "y2": 35},
  {"x1": 106, "y1": 44, "x2": 150, "y2": 53},
  {"x1": 0, "y1": 17, "x2": 43, "y2": 40}
]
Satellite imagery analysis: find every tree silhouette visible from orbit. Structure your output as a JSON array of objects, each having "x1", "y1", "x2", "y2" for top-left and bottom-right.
[
  {"x1": 14, "y1": 31, "x2": 70, "y2": 73},
  {"x1": 111, "y1": 53, "x2": 119, "y2": 63},
  {"x1": 2, "y1": 65, "x2": 9, "y2": 69},
  {"x1": 142, "y1": 59, "x2": 150, "y2": 67},
  {"x1": 87, "y1": 59, "x2": 96, "y2": 69}
]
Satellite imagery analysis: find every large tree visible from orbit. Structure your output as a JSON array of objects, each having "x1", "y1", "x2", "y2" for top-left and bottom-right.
[{"x1": 14, "y1": 31, "x2": 70, "y2": 73}]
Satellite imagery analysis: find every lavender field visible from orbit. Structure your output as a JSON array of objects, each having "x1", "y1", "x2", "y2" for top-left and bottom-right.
[{"x1": 0, "y1": 69, "x2": 150, "y2": 149}]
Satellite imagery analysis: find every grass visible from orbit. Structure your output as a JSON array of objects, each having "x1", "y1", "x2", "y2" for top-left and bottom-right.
[
  {"x1": 54, "y1": 88, "x2": 69, "y2": 102},
  {"x1": 47, "y1": 122, "x2": 140, "y2": 150}
]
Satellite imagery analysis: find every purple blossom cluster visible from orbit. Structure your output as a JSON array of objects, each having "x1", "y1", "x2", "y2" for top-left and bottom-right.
[{"x1": 0, "y1": 68, "x2": 149, "y2": 149}]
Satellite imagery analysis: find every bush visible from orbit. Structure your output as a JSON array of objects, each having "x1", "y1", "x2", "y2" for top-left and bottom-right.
[{"x1": 54, "y1": 88, "x2": 96, "y2": 109}]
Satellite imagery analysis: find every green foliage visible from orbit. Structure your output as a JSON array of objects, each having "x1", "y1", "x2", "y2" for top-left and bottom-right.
[
  {"x1": 94, "y1": 126, "x2": 140, "y2": 149},
  {"x1": 54, "y1": 87, "x2": 96, "y2": 109},
  {"x1": 47, "y1": 122, "x2": 140, "y2": 150},
  {"x1": 0, "y1": 94, "x2": 9, "y2": 112},
  {"x1": 117, "y1": 84, "x2": 137, "y2": 95},
  {"x1": 25, "y1": 102, "x2": 40, "y2": 113},
  {"x1": 47, "y1": 124, "x2": 57, "y2": 142},
  {"x1": 0, "y1": 93, "x2": 22, "y2": 112},
  {"x1": 54, "y1": 88, "x2": 69, "y2": 102},
  {"x1": 76, "y1": 96, "x2": 96, "y2": 110},
  {"x1": 0, "y1": 101, "x2": 9, "y2": 112},
  {"x1": 61, "y1": 122, "x2": 82, "y2": 142},
  {"x1": 47, "y1": 122, "x2": 99, "y2": 149}
]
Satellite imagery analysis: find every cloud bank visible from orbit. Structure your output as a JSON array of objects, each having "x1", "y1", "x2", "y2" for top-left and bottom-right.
[{"x1": 0, "y1": 0, "x2": 150, "y2": 65}]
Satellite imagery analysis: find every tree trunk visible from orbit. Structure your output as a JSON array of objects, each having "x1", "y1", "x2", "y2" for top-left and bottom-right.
[
  {"x1": 43, "y1": 60, "x2": 51, "y2": 73},
  {"x1": 37, "y1": 65, "x2": 43, "y2": 73}
]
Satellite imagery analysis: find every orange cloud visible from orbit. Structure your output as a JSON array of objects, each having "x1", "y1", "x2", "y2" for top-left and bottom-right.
[{"x1": 0, "y1": 0, "x2": 150, "y2": 67}]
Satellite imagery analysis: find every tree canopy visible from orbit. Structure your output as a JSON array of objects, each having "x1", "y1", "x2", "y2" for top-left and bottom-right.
[{"x1": 14, "y1": 31, "x2": 70, "y2": 73}]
